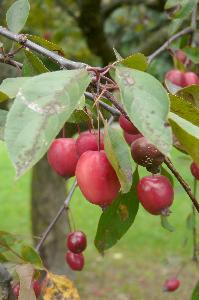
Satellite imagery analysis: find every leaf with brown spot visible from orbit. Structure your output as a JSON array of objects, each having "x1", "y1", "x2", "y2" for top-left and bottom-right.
[
  {"x1": 43, "y1": 272, "x2": 80, "y2": 300},
  {"x1": 169, "y1": 112, "x2": 199, "y2": 164},
  {"x1": 95, "y1": 169, "x2": 139, "y2": 253},
  {"x1": 115, "y1": 66, "x2": 172, "y2": 156},
  {"x1": 5, "y1": 70, "x2": 91, "y2": 178}
]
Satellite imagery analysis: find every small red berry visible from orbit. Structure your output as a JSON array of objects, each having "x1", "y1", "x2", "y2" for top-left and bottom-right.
[
  {"x1": 131, "y1": 137, "x2": 164, "y2": 173},
  {"x1": 183, "y1": 72, "x2": 199, "y2": 86},
  {"x1": 76, "y1": 150, "x2": 120, "y2": 206},
  {"x1": 137, "y1": 175, "x2": 174, "y2": 215},
  {"x1": 165, "y1": 70, "x2": 185, "y2": 87},
  {"x1": 47, "y1": 138, "x2": 78, "y2": 178},
  {"x1": 119, "y1": 115, "x2": 139, "y2": 134},
  {"x1": 67, "y1": 231, "x2": 87, "y2": 253},
  {"x1": 190, "y1": 162, "x2": 199, "y2": 180},
  {"x1": 123, "y1": 132, "x2": 143, "y2": 145},
  {"x1": 66, "y1": 251, "x2": 84, "y2": 271},
  {"x1": 164, "y1": 278, "x2": 180, "y2": 292},
  {"x1": 175, "y1": 50, "x2": 187, "y2": 63},
  {"x1": 33, "y1": 280, "x2": 41, "y2": 298},
  {"x1": 76, "y1": 131, "x2": 104, "y2": 157},
  {"x1": 12, "y1": 280, "x2": 41, "y2": 298},
  {"x1": 12, "y1": 283, "x2": 20, "y2": 298}
]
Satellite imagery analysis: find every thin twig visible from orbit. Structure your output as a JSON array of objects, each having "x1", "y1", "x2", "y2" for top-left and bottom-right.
[
  {"x1": 0, "y1": 53, "x2": 22, "y2": 69},
  {"x1": 191, "y1": 2, "x2": 198, "y2": 47},
  {"x1": 85, "y1": 92, "x2": 120, "y2": 116},
  {"x1": 164, "y1": 157, "x2": 199, "y2": 213},
  {"x1": 36, "y1": 180, "x2": 77, "y2": 252},
  {"x1": 192, "y1": 178, "x2": 198, "y2": 261},
  {"x1": 104, "y1": 91, "x2": 127, "y2": 117},
  {"x1": 148, "y1": 27, "x2": 193, "y2": 63}
]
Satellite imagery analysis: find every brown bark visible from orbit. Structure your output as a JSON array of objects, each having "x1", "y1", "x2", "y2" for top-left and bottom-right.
[
  {"x1": 77, "y1": 0, "x2": 115, "y2": 65},
  {"x1": 31, "y1": 155, "x2": 72, "y2": 275}
]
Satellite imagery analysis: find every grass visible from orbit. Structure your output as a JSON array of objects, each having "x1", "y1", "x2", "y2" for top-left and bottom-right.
[{"x1": 0, "y1": 141, "x2": 198, "y2": 299}]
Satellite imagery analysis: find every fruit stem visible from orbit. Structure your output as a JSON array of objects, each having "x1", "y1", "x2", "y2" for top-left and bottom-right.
[
  {"x1": 36, "y1": 180, "x2": 77, "y2": 252},
  {"x1": 62, "y1": 126, "x2": 66, "y2": 138},
  {"x1": 192, "y1": 178, "x2": 198, "y2": 262},
  {"x1": 164, "y1": 157, "x2": 199, "y2": 213}
]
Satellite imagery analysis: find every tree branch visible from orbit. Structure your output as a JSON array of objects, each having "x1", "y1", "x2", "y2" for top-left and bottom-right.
[
  {"x1": 164, "y1": 157, "x2": 199, "y2": 213},
  {"x1": 0, "y1": 26, "x2": 87, "y2": 70},
  {"x1": 36, "y1": 180, "x2": 77, "y2": 252},
  {"x1": 147, "y1": 27, "x2": 193, "y2": 63}
]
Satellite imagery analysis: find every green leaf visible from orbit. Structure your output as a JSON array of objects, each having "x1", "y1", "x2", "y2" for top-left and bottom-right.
[
  {"x1": 5, "y1": 70, "x2": 91, "y2": 178},
  {"x1": 0, "y1": 77, "x2": 30, "y2": 99},
  {"x1": 120, "y1": 53, "x2": 148, "y2": 71},
  {"x1": 191, "y1": 281, "x2": 199, "y2": 300},
  {"x1": 21, "y1": 245, "x2": 43, "y2": 269},
  {"x1": 169, "y1": 112, "x2": 199, "y2": 164},
  {"x1": 0, "y1": 231, "x2": 16, "y2": 247},
  {"x1": 0, "y1": 91, "x2": 9, "y2": 102},
  {"x1": 182, "y1": 47, "x2": 199, "y2": 64},
  {"x1": 95, "y1": 169, "x2": 139, "y2": 253},
  {"x1": 67, "y1": 110, "x2": 89, "y2": 123},
  {"x1": 0, "y1": 109, "x2": 8, "y2": 141},
  {"x1": 115, "y1": 66, "x2": 172, "y2": 155},
  {"x1": 177, "y1": 85, "x2": 199, "y2": 108},
  {"x1": 6, "y1": 0, "x2": 30, "y2": 33},
  {"x1": 27, "y1": 35, "x2": 65, "y2": 55},
  {"x1": 160, "y1": 215, "x2": 175, "y2": 232},
  {"x1": 0, "y1": 253, "x2": 8, "y2": 262},
  {"x1": 22, "y1": 50, "x2": 49, "y2": 76},
  {"x1": 169, "y1": 18, "x2": 184, "y2": 35},
  {"x1": 113, "y1": 47, "x2": 123, "y2": 61},
  {"x1": 160, "y1": 166, "x2": 174, "y2": 186},
  {"x1": 165, "y1": 0, "x2": 198, "y2": 19},
  {"x1": 16, "y1": 264, "x2": 36, "y2": 300},
  {"x1": 104, "y1": 123, "x2": 133, "y2": 193},
  {"x1": 170, "y1": 94, "x2": 199, "y2": 127}
]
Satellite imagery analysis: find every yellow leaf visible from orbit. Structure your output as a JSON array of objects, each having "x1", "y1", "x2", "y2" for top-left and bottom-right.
[{"x1": 43, "y1": 272, "x2": 80, "y2": 300}]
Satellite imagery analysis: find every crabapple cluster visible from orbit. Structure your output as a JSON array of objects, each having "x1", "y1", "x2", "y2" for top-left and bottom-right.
[
  {"x1": 165, "y1": 49, "x2": 199, "y2": 87},
  {"x1": 66, "y1": 231, "x2": 87, "y2": 271},
  {"x1": 119, "y1": 116, "x2": 174, "y2": 215}
]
